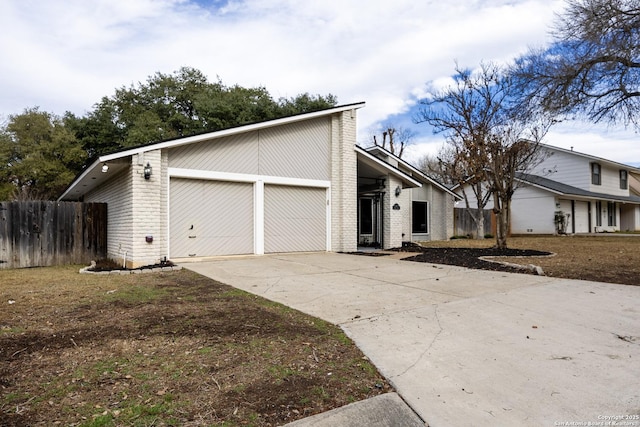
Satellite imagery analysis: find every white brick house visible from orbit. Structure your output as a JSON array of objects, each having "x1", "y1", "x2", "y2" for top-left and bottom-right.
[{"x1": 59, "y1": 103, "x2": 456, "y2": 267}]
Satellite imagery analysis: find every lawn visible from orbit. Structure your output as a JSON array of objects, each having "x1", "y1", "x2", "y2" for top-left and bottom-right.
[
  {"x1": 0, "y1": 267, "x2": 389, "y2": 426},
  {"x1": 415, "y1": 235, "x2": 640, "y2": 286}
]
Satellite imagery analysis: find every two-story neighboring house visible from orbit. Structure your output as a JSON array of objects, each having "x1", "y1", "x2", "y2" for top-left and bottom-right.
[{"x1": 508, "y1": 144, "x2": 640, "y2": 234}]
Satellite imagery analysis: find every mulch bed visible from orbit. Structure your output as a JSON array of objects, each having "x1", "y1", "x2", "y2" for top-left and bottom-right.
[{"x1": 393, "y1": 244, "x2": 552, "y2": 274}]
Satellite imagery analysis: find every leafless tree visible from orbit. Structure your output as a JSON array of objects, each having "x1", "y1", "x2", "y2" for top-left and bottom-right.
[
  {"x1": 416, "y1": 62, "x2": 552, "y2": 248},
  {"x1": 511, "y1": 0, "x2": 640, "y2": 128},
  {"x1": 371, "y1": 125, "x2": 416, "y2": 158}
]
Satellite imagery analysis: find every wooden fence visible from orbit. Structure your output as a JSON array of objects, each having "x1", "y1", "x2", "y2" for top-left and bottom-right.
[
  {"x1": 454, "y1": 207, "x2": 493, "y2": 237},
  {"x1": 0, "y1": 201, "x2": 107, "y2": 269}
]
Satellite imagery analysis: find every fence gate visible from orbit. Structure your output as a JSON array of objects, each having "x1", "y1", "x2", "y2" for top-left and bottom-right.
[{"x1": 0, "y1": 201, "x2": 107, "y2": 269}]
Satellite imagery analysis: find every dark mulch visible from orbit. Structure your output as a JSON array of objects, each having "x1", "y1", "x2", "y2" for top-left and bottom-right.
[{"x1": 394, "y1": 243, "x2": 552, "y2": 274}]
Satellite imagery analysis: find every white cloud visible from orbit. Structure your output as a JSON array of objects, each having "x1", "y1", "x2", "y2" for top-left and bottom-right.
[{"x1": 1, "y1": 0, "x2": 636, "y2": 165}]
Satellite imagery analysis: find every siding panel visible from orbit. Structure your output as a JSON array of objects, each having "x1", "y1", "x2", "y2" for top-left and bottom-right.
[
  {"x1": 169, "y1": 132, "x2": 259, "y2": 174},
  {"x1": 259, "y1": 118, "x2": 331, "y2": 180}
]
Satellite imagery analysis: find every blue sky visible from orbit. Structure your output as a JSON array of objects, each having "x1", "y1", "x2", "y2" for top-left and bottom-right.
[{"x1": 1, "y1": 0, "x2": 638, "y2": 166}]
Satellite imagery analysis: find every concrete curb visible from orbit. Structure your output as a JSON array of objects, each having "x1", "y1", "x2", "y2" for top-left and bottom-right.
[{"x1": 283, "y1": 393, "x2": 425, "y2": 427}]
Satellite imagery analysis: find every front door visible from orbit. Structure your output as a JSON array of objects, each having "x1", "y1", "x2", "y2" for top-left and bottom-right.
[{"x1": 358, "y1": 195, "x2": 382, "y2": 247}]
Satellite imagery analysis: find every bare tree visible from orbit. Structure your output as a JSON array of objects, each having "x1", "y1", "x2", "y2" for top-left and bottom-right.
[
  {"x1": 511, "y1": 0, "x2": 640, "y2": 128},
  {"x1": 416, "y1": 149, "x2": 454, "y2": 185},
  {"x1": 416, "y1": 62, "x2": 552, "y2": 248},
  {"x1": 371, "y1": 125, "x2": 416, "y2": 158}
]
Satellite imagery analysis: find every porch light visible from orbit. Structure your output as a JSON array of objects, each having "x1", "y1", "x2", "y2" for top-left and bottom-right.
[
  {"x1": 143, "y1": 162, "x2": 152, "y2": 180},
  {"x1": 395, "y1": 186, "x2": 402, "y2": 197},
  {"x1": 101, "y1": 163, "x2": 109, "y2": 173}
]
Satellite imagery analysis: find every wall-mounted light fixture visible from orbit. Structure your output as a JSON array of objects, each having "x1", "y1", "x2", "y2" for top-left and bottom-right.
[
  {"x1": 143, "y1": 162, "x2": 152, "y2": 180},
  {"x1": 395, "y1": 186, "x2": 402, "y2": 197},
  {"x1": 101, "y1": 163, "x2": 109, "y2": 173}
]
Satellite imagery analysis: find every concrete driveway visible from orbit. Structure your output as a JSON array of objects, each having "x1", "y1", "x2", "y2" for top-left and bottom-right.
[{"x1": 184, "y1": 252, "x2": 640, "y2": 427}]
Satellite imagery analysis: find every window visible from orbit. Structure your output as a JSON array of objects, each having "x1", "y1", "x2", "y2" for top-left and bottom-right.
[
  {"x1": 595, "y1": 201, "x2": 602, "y2": 227},
  {"x1": 359, "y1": 198, "x2": 373, "y2": 235},
  {"x1": 591, "y1": 163, "x2": 601, "y2": 185},
  {"x1": 412, "y1": 201, "x2": 429, "y2": 234},
  {"x1": 607, "y1": 202, "x2": 617, "y2": 226},
  {"x1": 620, "y1": 170, "x2": 628, "y2": 190}
]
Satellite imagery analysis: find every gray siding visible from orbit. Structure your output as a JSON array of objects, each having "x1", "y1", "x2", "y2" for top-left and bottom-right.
[
  {"x1": 169, "y1": 132, "x2": 260, "y2": 174},
  {"x1": 168, "y1": 117, "x2": 331, "y2": 180},
  {"x1": 264, "y1": 185, "x2": 326, "y2": 253},
  {"x1": 259, "y1": 118, "x2": 331, "y2": 180}
]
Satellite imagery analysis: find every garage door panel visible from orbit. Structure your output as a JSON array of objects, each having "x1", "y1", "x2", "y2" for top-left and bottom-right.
[
  {"x1": 264, "y1": 185, "x2": 326, "y2": 253},
  {"x1": 170, "y1": 179, "x2": 253, "y2": 257}
]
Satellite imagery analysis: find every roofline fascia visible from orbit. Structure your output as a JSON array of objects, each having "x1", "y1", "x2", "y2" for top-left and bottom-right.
[
  {"x1": 514, "y1": 177, "x2": 640, "y2": 204},
  {"x1": 59, "y1": 102, "x2": 366, "y2": 200},
  {"x1": 355, "y1": 146, "x2": 422, "y2": 188},
  {"x1": 363, "y1": 145, "x2": 461, "y2": 198},
  {"x1": 101, "y1": 103, "x2": 366, "y2": 162},
  {"x1": 540, "y1": 143, "x2": 640, "y2": 173}
]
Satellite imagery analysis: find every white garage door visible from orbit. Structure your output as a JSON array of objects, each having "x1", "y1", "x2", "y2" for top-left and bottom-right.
[
  {"x1": 170, "y1": 179, "x2": 253, "y2": 257},
  {"x1": 264, "y1": 185, "x2": 326, "y2": 253}
]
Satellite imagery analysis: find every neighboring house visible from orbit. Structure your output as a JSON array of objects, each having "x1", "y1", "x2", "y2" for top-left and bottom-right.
[
  {"x1": 59, "y1": 103, "x2": 458, "y2": 267},
  {"x1": 457, "y1": 143, "x2": 640, "y2": 235}
]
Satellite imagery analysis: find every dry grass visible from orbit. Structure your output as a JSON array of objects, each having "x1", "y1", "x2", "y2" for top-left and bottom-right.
[
  {"x1": 0, "y1": 267, "x2": 389, "y2": 426},
  {"x1": 419, "y1": 235, "x2": 640, "y2": 286}
]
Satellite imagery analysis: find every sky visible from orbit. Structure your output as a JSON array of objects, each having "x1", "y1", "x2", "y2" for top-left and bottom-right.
[{"x1": 1, "y1": 0, "x2": 638, "y2": 167}]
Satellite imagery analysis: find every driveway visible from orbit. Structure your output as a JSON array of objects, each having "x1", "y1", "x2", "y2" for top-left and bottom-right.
[{"x1": 184, "y1": 252, "x2": 640, "y2": 427}]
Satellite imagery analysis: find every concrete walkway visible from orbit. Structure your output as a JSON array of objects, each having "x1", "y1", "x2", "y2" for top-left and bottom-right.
[{"x1": 184, "y1": 252, "x2": 640, "y2": 427}]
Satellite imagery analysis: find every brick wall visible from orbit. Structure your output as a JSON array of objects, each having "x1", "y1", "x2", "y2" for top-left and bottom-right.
[
  {"x1": 330, "y1": 110, "x2": 358, "y2": 252},
  {"x1": 129, "y1": 150, "x2": 163, "y2": 267},
  {"x1": 85, "y1": 164, "x2": 134, "y2": 265},
  {"x1": 383, "y1": 175, "x2": 404, "y2": 249}
]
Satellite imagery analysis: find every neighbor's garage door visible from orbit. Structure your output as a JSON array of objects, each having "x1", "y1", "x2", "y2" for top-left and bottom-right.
[
  {"x1": 170, "y1": 178, "x2": 253, "y2": 257},
  {"x1": 264, "y1": 185, "x2": 326, "y2": 253}
]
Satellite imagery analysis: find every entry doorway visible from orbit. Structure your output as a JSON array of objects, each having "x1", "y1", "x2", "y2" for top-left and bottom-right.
[{"x1": 358, "y1": 195, "x2": 383, "y2": 248}]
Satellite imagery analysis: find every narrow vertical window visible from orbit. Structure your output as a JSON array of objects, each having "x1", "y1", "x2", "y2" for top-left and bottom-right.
[
  {"x1": 607, "y1": 202, "x2": 617, "y2": 226},
  {"x1": 620, "y1": 170, "x2": 628, "y2": 190},
  {"x1": 591, "y1": 163, "x2": 601, "y2": 185},
  {"x1": 412, "y1": 201, "x2": 429, "y2": 234}
]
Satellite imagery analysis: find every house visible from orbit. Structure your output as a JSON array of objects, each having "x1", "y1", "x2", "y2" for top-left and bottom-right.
[
  {"x1": 356, "y1": 145, "x2": 460, "y2": 246},
  {"x1": 59, "y1": 103, "x2": 458, "y2": 267},
  {"x1": 457, "y1": 143, "x2": 640, "y2": 235}
]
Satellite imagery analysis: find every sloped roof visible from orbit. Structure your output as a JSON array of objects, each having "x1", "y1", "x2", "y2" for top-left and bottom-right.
[
  {"x1": 539, "y1": 143, "x2": 640, "y2": 173},
  {"x1": 363, "y1": 145, "x2": 461, "y2": 199},
  {"x1": 59, "y1": 103, "x2": 365, "y2": 200},
  {"x1": 516, "y1": 172, "x2": 640, "y2": 204}
]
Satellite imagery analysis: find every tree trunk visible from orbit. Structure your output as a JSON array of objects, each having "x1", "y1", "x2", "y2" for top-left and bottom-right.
[
  {"x1": 495, "y1": 211, "x2": 508, "y2": 249},
  {"x1": 476, "y1": 208, "x2": 485, "y2": 239},
  {"x1": 494, "y1": 197, "x2": 511, "y2": 250}
]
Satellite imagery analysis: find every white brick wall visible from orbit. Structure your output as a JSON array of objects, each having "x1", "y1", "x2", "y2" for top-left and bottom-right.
[
  {"x1": 85, "y1": 163, "x2": 134, "y2": 266},
  {"x1": 330, "y1": 110, "x2": 358, "y2": 252},
  {"x1": 129, "y1": 150, "x2": 164, "y2": 267},
  {"x1": 383, "y1": 175, "x2": 403, "y2": 249}
]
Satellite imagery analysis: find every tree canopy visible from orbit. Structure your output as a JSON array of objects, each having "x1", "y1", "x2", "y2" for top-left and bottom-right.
[
  {"x1": 1, "y1": 67, "x2": 337, "y2": 200},
  {"x1": 511, "y1": 0, "x2": 640, "y2": 128},
  {"x1": 68, "y1": 67, "x2": 337, "y2": 159},
  {"x1": 0, "y1": 108, "x2": 87, "y2": 200},
  {"x1": 416, "y1": 62, "x2": 552, "y2": 248}
]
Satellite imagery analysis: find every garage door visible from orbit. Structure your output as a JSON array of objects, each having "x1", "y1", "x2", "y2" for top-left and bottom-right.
[
  {"x1": 170, "y1": 179, "x2": 253, "y2": 257},
  {"x1": 264, "y1": 185, "x2": 326, "y2": 253}
]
